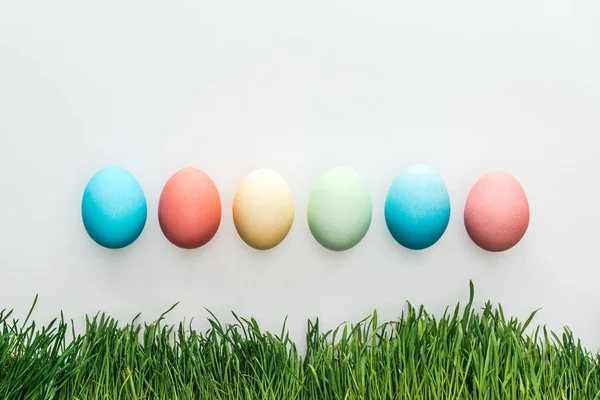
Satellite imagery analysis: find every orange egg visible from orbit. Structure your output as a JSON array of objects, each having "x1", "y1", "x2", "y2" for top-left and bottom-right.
[
  {"x1": 158, "y1": 167, "x2": 222, "y2": 249},
  {"x1": 464, "y1": 172, "x2": 529, "y2": 252}
]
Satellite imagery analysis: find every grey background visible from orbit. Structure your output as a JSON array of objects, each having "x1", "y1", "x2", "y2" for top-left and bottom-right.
[{"x1": 1, "y1": 0, "x2": 599, "y2": 348}]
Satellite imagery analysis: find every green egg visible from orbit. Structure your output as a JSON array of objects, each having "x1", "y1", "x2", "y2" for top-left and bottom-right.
[{"x1": 307, "y1": 166, "x2": 372, "y2": 251}]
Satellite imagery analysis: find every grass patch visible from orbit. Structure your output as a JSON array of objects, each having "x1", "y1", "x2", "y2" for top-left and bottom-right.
[{"x1": 0, "y1": 281, "x2": 598, "y2": 399}]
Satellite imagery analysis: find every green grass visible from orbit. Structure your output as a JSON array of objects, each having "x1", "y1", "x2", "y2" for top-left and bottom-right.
[{"x1": 1, "y1": 281, "x2": 599, "y2": 399}]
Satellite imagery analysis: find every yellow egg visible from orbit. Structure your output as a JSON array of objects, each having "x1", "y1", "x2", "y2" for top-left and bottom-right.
[{"x1": 232, "y1": 169, "x2": 295, "y2": 250}]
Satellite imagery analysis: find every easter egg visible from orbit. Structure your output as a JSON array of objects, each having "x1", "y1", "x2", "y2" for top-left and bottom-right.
[
  {"x1": 385, "y1": 164, "x2": 451, "y2": 250},
  {"x1": 232, "y1": 169, "x2": 294, "y2": 250},
  {"x1": 81, "y1": 166, "x2": 147, "y2": 249},
  {"x1": 158, "y1": 167, "x2": 222, "y2": 249},
  {"x1": 307, "y1": 166, "x2": 372, "y2": 251},
  {"x1": 464, "y1": 172, "x2": 529, "y2": 252}
]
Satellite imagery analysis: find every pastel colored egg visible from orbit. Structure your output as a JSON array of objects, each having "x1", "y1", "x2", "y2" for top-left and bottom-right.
[
  {"x1": 385, "y1": 164, "x2": 451, "y2": 250},
  {"x1": 307, "y1": 166, "x2": 372, "y2": 251},
  {"x1": 81, "y1": 166, "x2": 147, "y2": 249},
  {"x1": 158, "y1": 167, "x2": 222, "y2": 249},
  {"x1": 464, "y1": 172, "x2": 529, "y2": 252},
  {"x1": 232, "y1": 169, "x2": 294, "y2": 250}
]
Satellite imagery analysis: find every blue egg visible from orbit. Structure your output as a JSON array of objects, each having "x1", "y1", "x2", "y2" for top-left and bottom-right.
[
  {"x1": 81, "y1": 166, "x2": 147, "y2": 249},
  {"x1": 384, "y1": 165, "x2": 451, "y2": 250}
]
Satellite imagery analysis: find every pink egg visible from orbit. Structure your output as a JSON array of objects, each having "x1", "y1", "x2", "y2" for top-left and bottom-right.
[
  {"x1": 464, "y1": 172, "x2": 530, "y2": 252},
  {"x1": 158, "y1": 168, "x2": 222, "y2": 249}
]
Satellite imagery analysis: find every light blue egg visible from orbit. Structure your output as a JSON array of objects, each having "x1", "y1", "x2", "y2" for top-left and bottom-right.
[
  {"x1": 384, "y1": 165, "x2": 450, "y2": 250},
  {"x1": 81, "y1": 166, "x2": 147, "y2": 249}
]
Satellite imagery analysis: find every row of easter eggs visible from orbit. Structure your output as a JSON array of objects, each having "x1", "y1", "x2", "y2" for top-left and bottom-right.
[{"x1": 81, "y1": 165, "x2": 530, "y2": 253}]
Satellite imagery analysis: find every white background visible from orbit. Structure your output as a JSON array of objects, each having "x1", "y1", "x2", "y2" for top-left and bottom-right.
[{"x1": 1, "y1": 0, "x2": 599, "y2": 349}]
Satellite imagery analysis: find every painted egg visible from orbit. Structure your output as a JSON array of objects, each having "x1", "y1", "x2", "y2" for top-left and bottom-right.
[
  {"x1": 464, "y1": 172, "x2": 529, "y2": 252},
  {"x1": 232, "y1": 169, "x2": 294, "y2": 250},
  {"x1": 385, "y1": 164, "x2": 451, "y2": 250},
  {"x1": 307, "y1": 166, "x2": 372, "y2": 251},
  {"x1": 158, "y1": 167, "x2": 222, "y2": 249},
  {"x1": 81, "y1": 166, "x2": 147, "y2": 249}
]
